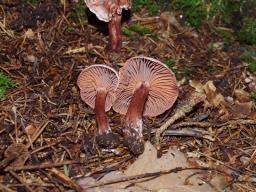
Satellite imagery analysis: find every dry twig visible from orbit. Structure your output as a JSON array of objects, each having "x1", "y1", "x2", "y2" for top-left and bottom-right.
[
  {"x1": 164, "y1": 128, "x2": 215, "y2": 141},
  {"x1": 155, "y1": 91, "x2": 206, "y2": 151},
  {"x1": 82, "y1": 166, "x2": 223, "y2": 190},
  {"x1": 50, "y1": 168, "x2": 83, "y2": 192}
]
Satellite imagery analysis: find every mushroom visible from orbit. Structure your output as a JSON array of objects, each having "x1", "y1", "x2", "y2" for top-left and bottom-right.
[
  {"x1": 113, "y1": 56, "x2": 179, "y2": 154},
  {"x1": 77, "y1": 64, "x2": 120, "y2": 148},
  {"x1": 85, "y1": 0, "x2": 131, "y2": 51}
]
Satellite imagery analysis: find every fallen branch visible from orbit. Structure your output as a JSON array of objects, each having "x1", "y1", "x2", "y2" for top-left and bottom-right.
[
  {"x1": 5, "y1": 154, "x2": 131, "y2": 172},
  {"x1": 82, "y1": 166, "x2": 224, "y2": 190},
  {"x1": 164, "y1": 128, "x2": 215, "y2": 141},
  {"x1": 50, "y1": 168, "x2": 83, "y2": 192},
  {"x1": 5, "y1": 159, "x2": 86, "y2": 171},
  {"x1": 160, "y1": 119, "x2": 256, "y2": 130},
  {"x1": 26, "y1": 120, "x2": 50, "y2": 149},
  {"x1": 155, "y1": 91, "x2": 206, "y2": 151}
]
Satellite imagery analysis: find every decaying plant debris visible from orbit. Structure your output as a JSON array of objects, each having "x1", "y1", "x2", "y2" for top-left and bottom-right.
[{"x1": 0, "y1": 1, "x2": 255, "y2": 191}]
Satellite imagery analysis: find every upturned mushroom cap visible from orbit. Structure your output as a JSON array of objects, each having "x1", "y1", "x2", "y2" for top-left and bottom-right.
[
  {"x1": 113, "y1": 56, "x2": 179, "y2": 116},
  {"x1": 85, "y1": 0, "x2": 131, "y2": 22},
  {"x1": 77, "y1": 64, "x2": 119, "y2": 111}
]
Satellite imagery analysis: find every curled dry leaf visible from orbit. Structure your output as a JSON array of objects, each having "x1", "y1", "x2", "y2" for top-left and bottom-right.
[
  {"x1": 234, "y1": 89, "x2": 251, "y2": 102},
  {"x1": 76, "y1": 142, "x2": 225, "y2": 192},
  {"x1": 232, "y1": 101, "x2": 254, "y2": 116},
  {"x1": 189, "y1": 80, "x2": 256, "y2": 119},
  {"x1": 24, "y1": 54, "x2": 38, "y2": 64},
  {"x1": 24, "y1": 28, "x2": 35, "y2": 39},
  {"x1": 25, "y1": 124, "x2": 37, "y2": 136},
  {"x1": 3, "y1": 143, "x2": 29, "y2": 167},
  {"x1": 189, "y1": 80, "x2": 224, "y2": 107},
  {"x1": 160, "y1": 11, "x2": 181, "y2": 31}
]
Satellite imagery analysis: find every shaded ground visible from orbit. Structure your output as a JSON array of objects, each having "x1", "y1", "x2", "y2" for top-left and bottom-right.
[{"x1": 0, "y1": 1, "x2": 255, "y2": 191}]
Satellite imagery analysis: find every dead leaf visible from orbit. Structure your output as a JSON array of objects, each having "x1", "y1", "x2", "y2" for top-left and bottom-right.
[
  {"x1": 76, "y1": 142, "x2": 225, "y2": 192},
  {"x1": 234, "y1": 89, "x2": 251, "y2": 102},
  {"x1": 232, "y1": 101, "x2": 253, "y2": 116},
  {"x1": 189, "y1": 80, "x2": 204, "y2": 93},
  {"x1": 202, "y1": 81, "x2": 224, "y2": 107},
  {"x1": 1, "y1": 143, "x2": 29, "y2": 168},
  {"x1": 189, "y1": 80, "x2": 224, "y2": 107},
  {"x1": 24, "y1": 28, "x2": 35, "y2": 39},
  {"x1": 25, "y1": 124, "x2": 37, "y2": 136},
  {"x1": 25, "y1": 54, "x2": 37, "y2": 63},
  {"x1": 160, "y1": 11, "x2": 181, "y2": 31}
]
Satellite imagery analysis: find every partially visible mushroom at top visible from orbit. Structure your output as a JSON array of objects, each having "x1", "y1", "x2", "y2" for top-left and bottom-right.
[
  {"x1": 77, "y1": 64, "x2": 120, "y2": 148},
  {"x1": 113, "y1": 56, "x2": 179, "y2": 154},
  {"x1": 85, "y1": 0, "x2": 131, "y2": 51}
]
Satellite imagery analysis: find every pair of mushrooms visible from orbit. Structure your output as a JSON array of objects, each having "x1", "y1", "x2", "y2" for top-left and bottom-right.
[
  {"x1": 77, "y1": 56, "x2": 179, "y2": 155},
  {"x1": 85, "y1": 0, "x2": 131, "y2": 51}
]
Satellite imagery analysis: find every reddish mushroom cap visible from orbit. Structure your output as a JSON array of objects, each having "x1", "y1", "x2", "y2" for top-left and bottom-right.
[
  {"x1": 77, "y1": 64, "x2": 119, "y2": 111},
  {"x1": 85, "y1": 0, "x2": 131, "y2": 22},
  {"x1": 113, "y1": 56, "x2": 179, "y2": 117}
]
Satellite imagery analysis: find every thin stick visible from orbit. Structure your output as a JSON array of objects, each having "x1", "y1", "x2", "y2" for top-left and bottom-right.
[
  {"x1": 164, "y1": 128, "x2": 215, "y2": 141},
  {"x1": 5, "y1": 160, "x2": 85, "y2": 171},
  {"x1": 50, "y1": 168, "x2": 83, "y2": 192},
  {"x1": 82, "y1": 167, "x2": 221, "y2": 190},
  {"x1": 197, "y1": 152, "x2": 256, "y2": 175},
  {"x1": 5, "y1": 154, "x2": 131, "y2": 171},
  {"x1": 9, "y1": 171, "x2": 34, "y2": 192},
  {"x1": 155, "y1": 92, "x2": 206, "y2": 150},
  {"x1": 25, "y1": 120, "x2": 49, "y2": 149},
  {"x1": 170, "y1": 121, "x2": 212, "y2": 129},
  {"x1": 164, "y1": 119, "x2": 256, "y2": 130},
  {"x1": 0, "y1": 183, "x2": 15, "y2": 192}
]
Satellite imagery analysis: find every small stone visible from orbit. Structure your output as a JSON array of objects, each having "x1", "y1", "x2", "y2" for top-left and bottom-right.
[
  {"x1": 249, "y1": 75, "x2": 254, "y2": 80},
  {"x1": 240, "y1": 156, "x2": 250, "y2": 165},
  {"x1": 80, "y1": 153, "x2": 86, "y2": 158},
  {"x1": 212, "y1": 42, "x2": 224, "y2": 50},
  {"x1": 225, "y1": 96, "x2": 234, "y2": 103},
  {"x1": 25, "y1": 124, "x2": 37, "y2": 135},
  {"x1": 245, "y1": 78, "x2": 251, "y2": 83}
]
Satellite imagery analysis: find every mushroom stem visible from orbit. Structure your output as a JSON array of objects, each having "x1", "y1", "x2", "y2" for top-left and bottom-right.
[
  {"x1": 108, "y1": 14, "x2": 122, "y2": 51},
  {"x1": 95, "y1": 89, "x2": 110, "y2": 134},
  {"x1": 123, "y1": 82, "x2": 149, "y2": 154},
  {"x1": 125, "y1": 82, "x2": 149, "y2": 130}
]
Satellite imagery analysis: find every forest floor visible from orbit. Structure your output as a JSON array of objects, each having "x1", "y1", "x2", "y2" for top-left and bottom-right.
[{"x1": 0, "y1": 1, "x2": 256, "y2": 192}]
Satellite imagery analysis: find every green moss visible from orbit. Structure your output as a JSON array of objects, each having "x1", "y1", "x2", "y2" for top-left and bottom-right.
[
  {"x1": 215, "y1": 27, "x2": 234, "y2": 41},
  {"x1": 133, "y1": 0, "x2": 159, "y2": 15},
  {"x1": 129, "y1": 24, "x2": 152, "y2": 35},
  {"x1": 207, "y1": 64, "x2": 215, "y2": 74},
  {"x1": 71, "y1": 0, "x2": 87, "y2": 25},
  {"x1": 0, "y1": 72, "x2": 17, "y2": 99},
  {"x1": 164, "y1": 59, "x2": 176, "y2": 69},
  {"x1": 174, "y1": 0, "x2": 207, "y2": 29},
  {"x1": 121, "y1": 27, "x2": 135, "y2": 37},
  {"x1": 236, "y1": 18, "x2": 256, "y2": 45},
  {"x1": 182, "y1": 67, "x2": 191, "y2": 77},
  {"x1": 26, "y1": 0, "x2": 40, "y2": 6},
  {"x1": 241, "y1": 51, "x2": 256, "y2": 73},
  {"x1": 122, "y1": 23, "x2": 159, "y2": 39},
  {"x1": 66, "y1": 26, "x2": 74, "y2": 33},
  {"x1": 251, "y1": 91, "x2": 256, "y2": 102}
]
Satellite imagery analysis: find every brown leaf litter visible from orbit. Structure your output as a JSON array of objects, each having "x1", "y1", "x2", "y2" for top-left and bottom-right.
[{"x1": 0, "y1": 1, "x2": 255, "y2": 191}]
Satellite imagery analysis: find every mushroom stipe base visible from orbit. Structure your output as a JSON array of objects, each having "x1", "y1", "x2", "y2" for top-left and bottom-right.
[
  {"x1": 96, "y1": 132, "x2": 120, "y2": 149},
  {"x1": 123, "y1": 126, "x2": 145, "y2": 155}
]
